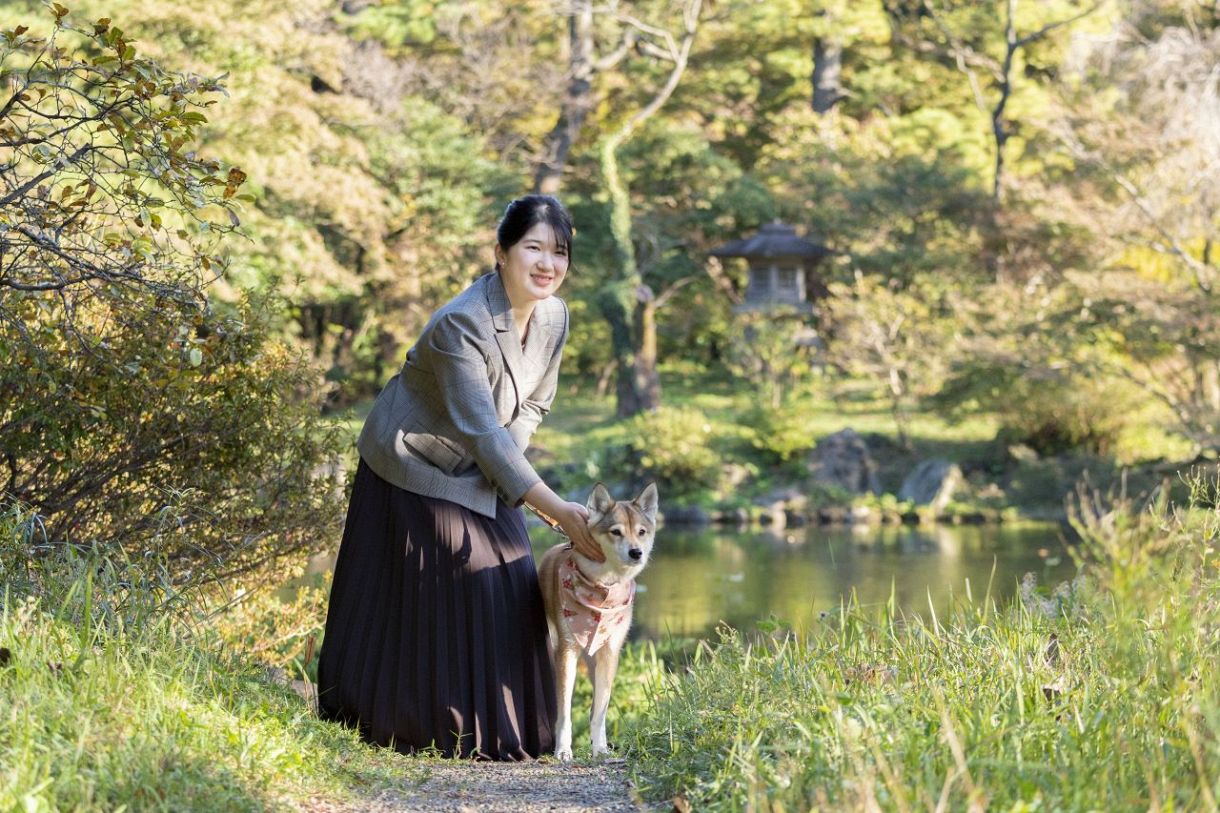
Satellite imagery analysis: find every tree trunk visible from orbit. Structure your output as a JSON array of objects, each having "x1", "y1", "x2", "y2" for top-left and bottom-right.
[
  {"x1": 533, "y1": 2, "x2": 595, "y2": 195},
  {"x1": 812, "y1": 38, "x2": 844, "y2": 114},
  {"x1": 633, "y1": 286, "x2": 661, "y2": 412},
  {"x1": 596, "y1": 279, "x2": 644, "y2": 417},
  {"x1": 595, "y1": 0, "x2": 701, "y2": 417},
  {"x1": 599, "y1": 140, "x2": 657, "y2": 417}
]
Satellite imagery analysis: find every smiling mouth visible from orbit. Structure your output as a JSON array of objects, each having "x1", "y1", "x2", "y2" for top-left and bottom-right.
[{"x1": 531, "y1": 274, "x2": 554, "y2": 284}]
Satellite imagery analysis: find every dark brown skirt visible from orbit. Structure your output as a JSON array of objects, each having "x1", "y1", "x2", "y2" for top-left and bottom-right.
[{"x1": 317, "y1": 459, "x2": 556, "y2": 760}]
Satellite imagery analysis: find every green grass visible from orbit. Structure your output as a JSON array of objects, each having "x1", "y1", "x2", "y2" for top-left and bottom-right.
[
  {"x1": 539, "y1": 363, "x2": 1000, "y2": 469},
  {"x1": 618, "y1": 482, "x2": 1220, "y2": 811},
  {"x1": 0, "y1": 508, "x2": 424, "y2": 812},
  {"x1": 334, "y1": 363, "x2": 1187, "y2": 517},
  {"x1": 4, "y1": 470, "x2": 1219, "y2": 811}
]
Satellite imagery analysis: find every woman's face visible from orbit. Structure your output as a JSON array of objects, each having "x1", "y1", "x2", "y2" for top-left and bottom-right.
[{"x1": 496, "y1": 222, "x2": 570, "y2": 307}]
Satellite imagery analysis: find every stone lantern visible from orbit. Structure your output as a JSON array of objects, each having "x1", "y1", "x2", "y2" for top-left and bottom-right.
[{"x1": 709, "y1": 221, "x2": 831, "y2": 313}]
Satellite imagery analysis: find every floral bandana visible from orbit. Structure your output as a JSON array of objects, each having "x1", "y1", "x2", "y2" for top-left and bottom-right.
[{"x1": 558, "y1": 548, "x2": 636, "y2": 656}]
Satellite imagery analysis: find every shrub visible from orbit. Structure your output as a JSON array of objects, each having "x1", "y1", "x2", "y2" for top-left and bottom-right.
[
  {"x1": 625, "y1": 406, "x2": 720, "y2": 500},
  {"x1": 938, "y1": 362, "x2": 1144, "y2": 457},
  {"x1": 725, "y1": 307, "x2": 817, "y2": 410},
  {"x1": 0, "y1": 8, "x2": 343, "y2": 587},
  {"x1": 746, "y1": 403, "x2": 815, "y2": 465}
]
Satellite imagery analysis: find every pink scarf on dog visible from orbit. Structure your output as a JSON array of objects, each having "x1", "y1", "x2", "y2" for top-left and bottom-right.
[{"x1": 558, "y1": 549, "x2": 636, "y2": 656}]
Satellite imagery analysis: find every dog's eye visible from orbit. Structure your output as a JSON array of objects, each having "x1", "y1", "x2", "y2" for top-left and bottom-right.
[
  {"x1": 637, "y1": 528, "x2": 647, "y2": 537},
  {"x1": 610, "y1": 528, "x2": 623, "y2": 537}
]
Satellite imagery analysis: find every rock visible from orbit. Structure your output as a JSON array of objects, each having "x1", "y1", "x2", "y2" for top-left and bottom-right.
[
  {"x1": 712, "y1": 507, "x2": 750, "y2": 526},
  {"x1": 660, "y1": 505, "x2": 711, "y2": 526},
  {"x1": 850, "y1": 505, "x2": 875, "y2": 525},
  {"x1": 807, "y1": 429, "x2": 881, "y2": 495},
  {"x1": 753, "y1": 486, "x2": 808, "y2": 530},
  {"x1": 817, "y1": 506, "x2": 849, "y2": 524},
  {"x1": 784, "y1": 510, "x2": 809, "y2": 527},
  {"x1": 757, "y1": 507, "x2": 784, "y2": 528},
  {"x1": 898, "y1": 459, "x2": 963, "y2": 514}
]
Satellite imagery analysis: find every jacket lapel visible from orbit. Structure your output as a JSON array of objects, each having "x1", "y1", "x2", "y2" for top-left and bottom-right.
[
  {"x1": 486, "y1": 273, "x2": 526, "y2": 420},
  {"x1": 486, "y1": 273, "x2": 554, "y2": 407}
]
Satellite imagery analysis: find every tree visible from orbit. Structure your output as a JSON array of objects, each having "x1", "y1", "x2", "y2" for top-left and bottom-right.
[
  {"x1": 725, "y1": 308, "x2": 816, "y2": 409},
  {"x1": 821, "y1": 274, "x2": 955, "y2": 449},
  {"x1": 0, "y1": 7, "x2": 342, "y2": 586},
  {"x1": 598, "y1": 0, "x2": 703, "y2": 417},
  {"x1": 1046, "y1": 2, "x2": 1220, "y2": 452},
  {"x1": 533, "y1": 0, "x2": 638, "y2": 195},
  {"x1": 923, "y1": 0, "x2": 1102, "y2": 204}
]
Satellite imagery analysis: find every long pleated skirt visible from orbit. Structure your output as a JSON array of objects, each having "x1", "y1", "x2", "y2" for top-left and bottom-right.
[{"x1": 316, "y1": 459, "x2": 556, "y2": 760}]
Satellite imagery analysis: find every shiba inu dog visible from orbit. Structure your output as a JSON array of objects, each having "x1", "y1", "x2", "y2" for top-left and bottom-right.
[{"x1": 537, "y1": 482, "x2": 659, "y2": 761}]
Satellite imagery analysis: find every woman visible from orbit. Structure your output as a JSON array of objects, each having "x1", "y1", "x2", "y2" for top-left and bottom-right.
[{"x1": 316, "y1": 195, "x2": 601, "y2": 761}]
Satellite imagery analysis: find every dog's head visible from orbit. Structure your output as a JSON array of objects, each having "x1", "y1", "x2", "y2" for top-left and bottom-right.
[{"x1": 586, "y1": 482, "x2": 658, "y2": 572}]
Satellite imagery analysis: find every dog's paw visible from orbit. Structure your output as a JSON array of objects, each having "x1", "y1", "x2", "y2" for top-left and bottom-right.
[
  {"x1": 555, "y1": 746, "x2": 574, "y2": 762},
  {"x1": 591, "y1": 745, "x2": 616, "y2": 761}
]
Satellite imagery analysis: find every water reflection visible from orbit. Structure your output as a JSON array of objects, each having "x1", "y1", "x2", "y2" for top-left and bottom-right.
[{"x1": 530, "y1": 523, "x2": 1077, "y2": 640}]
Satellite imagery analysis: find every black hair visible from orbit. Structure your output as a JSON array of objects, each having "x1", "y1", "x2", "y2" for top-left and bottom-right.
[{"x1": 494, "y1": 195, "x2": 574, "y2": 272}]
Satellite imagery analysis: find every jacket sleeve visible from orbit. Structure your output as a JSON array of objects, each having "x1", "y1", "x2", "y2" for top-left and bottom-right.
[
  {"x1": 510, "y1": 302, "x2": 569, "y2": 452},
  {"x1": 426, "y1": 313, "x2": 542, "y2": 506}
]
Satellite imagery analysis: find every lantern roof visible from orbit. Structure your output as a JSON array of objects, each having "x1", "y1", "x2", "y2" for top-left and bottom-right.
[{"x1": 710, "y1": 221, "x2": 831, "y2": 260}]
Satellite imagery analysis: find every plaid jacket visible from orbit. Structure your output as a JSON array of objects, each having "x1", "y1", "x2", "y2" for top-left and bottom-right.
[{"x1": 357, "y1": 272, "x2": 569, "y2": 518}]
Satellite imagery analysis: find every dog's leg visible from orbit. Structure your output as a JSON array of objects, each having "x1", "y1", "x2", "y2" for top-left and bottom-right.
[
  {"x1": 554, "y1": 644, "x2": 579, "y2": 762},
  {"x1": 589, "y1": 644, "x2": 620, "y2": 758}
]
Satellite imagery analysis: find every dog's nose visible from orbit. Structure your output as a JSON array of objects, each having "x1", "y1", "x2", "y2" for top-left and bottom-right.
[{"x1": 628, "y1": 548, "x2": 643, "y2": 561}]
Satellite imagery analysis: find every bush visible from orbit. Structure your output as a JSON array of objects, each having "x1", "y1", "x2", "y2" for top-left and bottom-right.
[
  {"x1": 625, "y1": 406, "x2": 721, "y2": 500},
  {"x1": 938, "y1": 362, "x2": 1144, "y2": 457},
  {"x1": 0, "y1": 9, "x2": 344, "y2": 588},
  {"x1": 746, "y1": 403, "x2": 815, "y2": 465}
]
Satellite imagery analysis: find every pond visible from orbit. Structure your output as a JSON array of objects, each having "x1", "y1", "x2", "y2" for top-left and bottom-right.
[
  {"x1": 528, "y1": 522, "x2": 1078, "y2": 641},
  {"x1": 295, "y1": 521, "x2": 1077, "y2": 643}
]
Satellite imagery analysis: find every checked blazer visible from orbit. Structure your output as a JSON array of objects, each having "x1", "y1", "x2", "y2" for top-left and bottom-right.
[{"x1": 357, "y1": 271, "x2": 569, "y2": 519}]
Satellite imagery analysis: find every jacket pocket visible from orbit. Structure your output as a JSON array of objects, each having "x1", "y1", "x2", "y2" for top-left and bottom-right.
[{"x1": 400, "y1": 424, "x2": 467, "y2": 475}]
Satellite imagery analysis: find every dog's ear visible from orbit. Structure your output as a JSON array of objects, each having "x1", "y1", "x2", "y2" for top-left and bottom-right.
[
  {"x1": 634, "y1": 482, "x2": 659, "y2": 524},
  {"x1": 587, "y1": 483, "x2": 615, "y2": 518}
]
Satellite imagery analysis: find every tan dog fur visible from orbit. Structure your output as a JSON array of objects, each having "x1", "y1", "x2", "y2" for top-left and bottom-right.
[{"x1": 537, "y1": 482, "x2": 658, "y2": 761}]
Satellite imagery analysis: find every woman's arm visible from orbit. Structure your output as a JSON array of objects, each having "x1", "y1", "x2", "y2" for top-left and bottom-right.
[{"x1": 426, "y1": 313, "x2": 543, "y2": 505}]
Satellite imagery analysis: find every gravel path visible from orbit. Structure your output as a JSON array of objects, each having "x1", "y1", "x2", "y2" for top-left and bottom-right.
[
  {"x1": 272, "y1": 673, "x2": 644, "y2": 812},
  {"x1": 307, "y1": 758, "x2": 644, "y2": 813}
]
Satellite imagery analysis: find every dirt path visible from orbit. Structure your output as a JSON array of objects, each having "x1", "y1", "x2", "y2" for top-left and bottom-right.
[
  {"x1": 307, "y1": 759, "x2": 644, "y2": 812},
  {"x1": 277, "y1": 674, "x2": 643, "y2": 811}
]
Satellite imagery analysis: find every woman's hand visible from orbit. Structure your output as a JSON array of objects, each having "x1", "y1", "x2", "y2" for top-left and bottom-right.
[
  {"x1": 523, "y1": 482, "x2": 605, "y2": 563},
  {"x1": 555, "y1": 502, "x2": 604, "y2": 563}
]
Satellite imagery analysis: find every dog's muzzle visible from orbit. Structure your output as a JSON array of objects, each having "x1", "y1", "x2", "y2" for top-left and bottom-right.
[{"x1": 628, "y1": 547, "x2": 643, "y2": 561}]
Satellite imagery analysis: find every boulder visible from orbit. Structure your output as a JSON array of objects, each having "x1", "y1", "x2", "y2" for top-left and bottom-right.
[
  {"x1": 661, "y1": 505, "x2": 712, "y2": 526},
  {"x1": 897, "y1": 459, "x2": 963, "y2": 514},
  {"x1": 807, "y1": 428, "x2": 880, "y2": 495},
  {"x1": 753, "y1": 486, "x2": 809, "y2": 530},
  {"x1": 714, "y1": 507, "x2": 751, "y2": 526}
]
